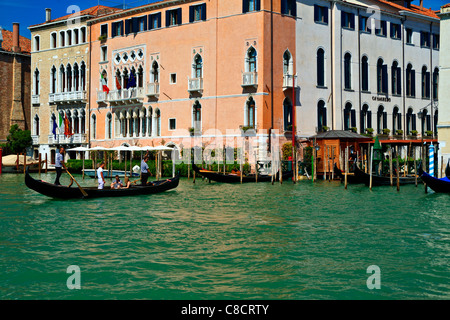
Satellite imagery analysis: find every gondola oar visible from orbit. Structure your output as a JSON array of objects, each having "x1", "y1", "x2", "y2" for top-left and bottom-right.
[{"x1": 65, "y1": 168, "x2": 88, "y2": 197}]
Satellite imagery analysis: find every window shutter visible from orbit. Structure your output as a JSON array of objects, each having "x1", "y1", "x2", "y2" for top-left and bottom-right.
[
  {"x1": 157, "y1": 13, "x2": 162, "y2": 28},
  {"x1": 351, "y1": 109, "x2": 356, "y2": 128},
  {"x1": 426, "y1": 72, "x2": 431, "y2": 98},
  {"x1": 382, "y1": 64, "x2": 388, "y2": 93},
  {"x1": 119, "y1": 21, "x2": 124, "y2": 35},
  {"x1": 148, "y1": 15, "x2": 153, "y2": 30},
  {"x1": 341, "y1": 11, "x2": 345, "y2": 27},
  {"x1": 177, "y1": 8, "x2": 182, "y2": 25},
  {"x1": 132, "y1": 17, "x2": 139, "y2": 33},
  {"x1": 281, "y1": 0, "x2": 287, "y2": 15},
  {"x1": 412, "y1": 114, "x2": 416, "y2": 130},
  {"x1": 411, "y1": 69, "x2": 416, "y2": 96},
  {"x1": 323, "y1": 107, "x2": 327, "y2": 127},
  {"x1": 397, "y1": 68, "x2": 402, "y2": 95},
  {"x1": 112, "y1": 22, "x2": 116, "y2": 37},
  {"x1": 367, "y1": 18, "x2": 371, "y2": 33},
  {"x1": 201, "y1": 3, "x2": 206, "y2": 20},
  {"x1": 143, "y1": 17, "x2": 148, "y2": 31},
  {"x1": 125, "y1": 19, "x2": 130, "y2": 34},
  {"x1": 383, "y1": 112, "x2": 388, "y2": 129},
  {"x1": 256, "y1": 0, "x2": 261, "y2": 11},
  {"x1": 382, "y1": 21, "x2": 387, "y2": 36},
  {"x1": 243, "y1": 0, "x2": 249, "y2": 13},
  {"x1": 367, "y1": 111, "x2": 372, "y2": 129},
  {"x1": 390, "y1": 23, "x2": 394, "y2": 38},
  {"x1": 350, "y1": 13, "x2": 355, "y2": 29},
  {"x1": 166, "y1": 10, "x2": 170, "y2": 27},
  {"x1": 398, "y1": 113, "x2": 402, "y2": 130},
  {"x1": 314, "y1": 5, "x2": 319, "y2": 22},
  {"x1": 324, "y1": 8, "x2": 328, "y2": 24},
  {"x1": 189, "y1": 6, "x2": 194, "y2": 23}
]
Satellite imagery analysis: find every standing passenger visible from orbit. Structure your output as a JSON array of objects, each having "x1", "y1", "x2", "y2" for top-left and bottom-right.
[{"x1": 97, "y1": 162, "x2": 106, "y2": 189}]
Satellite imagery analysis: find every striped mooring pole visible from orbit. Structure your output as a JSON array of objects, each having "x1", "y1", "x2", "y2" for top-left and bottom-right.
[{"x1": 429, "y1": 144, "x2": 434, "y2": 177}]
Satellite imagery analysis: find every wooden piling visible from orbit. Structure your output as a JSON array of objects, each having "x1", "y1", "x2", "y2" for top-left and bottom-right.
[
  {"x1": 255, "y1": 151, "x2": 258, "y2": 183},
  {"x1": 414, "y1": 149, "x2": 417, "y2": 187},
  {"x1": 396, "y1": 146, "x2": 400, "y2": 192},
  {"x1": 344, "y1": 147, "x2": 348, "y2": 189},
  {"x1": 389, "y1": 147, "x2": 393, "y2": 186},
  {"x1": 279, "y1": 151, "x2": 283, "y2": 184},
  {"x1": 369, "y1": 146, "x2": 373, "y2": 191},
  {"x1": 23, "y1": 154, "x2": 26, "y2": 174},
  {"x1": 324, "y1": 145, "x2": 327, "y2": 181},
  {"x1": 16, "y1": 153, "x2": 19, "y2": 171},
  {"x1": 45, "y1": 153, "x2": 48, "y2": 173},
  {"x1": 38, "y1": 153, "x2": 41, "y2": 175},
  {"x1": 441, "y1": 156, "x2": 444, "y2": 179}
]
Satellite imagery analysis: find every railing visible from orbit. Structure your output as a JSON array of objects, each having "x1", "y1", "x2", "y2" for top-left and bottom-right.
[
  {"x1": 48, "y1": 133, "x2": 87, "y2": 144},
  {"x1": 109, "y1": 88, "x2": 145, "y2": 102},
  {"x1": 32, "y1": 95, "x2": 40, "y2": 105},
  {"x1": 97, "y1": 90, "x2": 107, "y2": 102},
  {"x1": 146, "y1": 82, "x2": 160, "y2": 97},
  {"x1": 31, "y1": 135, "x2": 39, "y2": 145},
  {"x1": 188, "y1": 78, "x2": 203, "y2": 92},
  {"x1": 242, "y1": 72, "x2": 258, "y2": 87},
  {"x1": 49, "y1": 91, "x2": 86, "y2": 103},
  {"x1": 283, "y1": 74, "x2": 296, "y2": 89}
]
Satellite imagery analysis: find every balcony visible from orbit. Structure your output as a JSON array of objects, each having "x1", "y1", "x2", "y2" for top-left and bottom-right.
[
  {"x1": 32, "y1": 95, "x2": 40, "y2": 105},
  {"x1": 48, "y1": 133, "x2": 87, "y2": 145},
  {"x1": 146, "y1": 82, "x2": 160, "y2": 98},
  {"x1": 242, "y1": 72, "x2": 258, "y2": 88},
  {"x1": 49, "y1": 91, "x2": 87, "y2": 104},
  {"x1": 109, "y1": 88, "x2": 145, "y2": 104},
  {"x1": 188, "y1": 78, "x2": 203, "y2": 93},
  {"x1": 31, "y1": 135, "x2": 39, "y2": 145},
  {"x1": 283, "y1": 74, "x2": 297, "y2": 90},
  {"x1": 97, "y1": 90, "x2": 108, "y2": 102}
]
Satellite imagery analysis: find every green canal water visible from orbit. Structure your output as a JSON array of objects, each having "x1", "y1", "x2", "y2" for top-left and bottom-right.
[{"x1": 0, "y1": 172, "x2": 449, "y2": 300}]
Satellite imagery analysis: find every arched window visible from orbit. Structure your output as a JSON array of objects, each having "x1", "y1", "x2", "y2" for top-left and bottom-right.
[
  {"x1": 116, "y1": 69, "x2": 122, "y2": 90},
  {"x1": 91, "y1": 114, "x2": 97, "y2": 139},
  {"x1": 283, "y1": 98, "x2": 293, "y2": 131},
  {"x1": 60, "y1": 65, "x2": 66, "y2": 92},
  {"x1": 434, "y1": 110, "x2": 438, "y2": 134},
  {"x1": 51, "y1": 66, "x2": 57, "y2": 94},
  {"x1": 317, "y1": 100, "x2": 327, "y2": 132},
  {"x1": 246, "y1": 97, "x2": 256, "y2": 129},
  {"x1": 406, "y1": 63, "x2": 415, "y2": 97},
  {"x1": 137, "y1": 65, "x2": 144, "y2": 88},
  {"x1": 134, "y1": 109, "x2": 140, "y2": 137},
  {"x1": 392, "y1": 61, "x2": 401, "y2": 95},
  {"x1": 193, "y1": 54, "x2": 203, "y2": 78},
  {"x1": 80, "y1": 109, "x2": 86, "y2": 134},
  {"x1": 73, "y1": 63, "x2": 80, "y2": 92},
  {"x1": 141, "y1": 108, "x2": 147, "y2": 136},
  {"x1": 377, "y1": 105, "x2": 387, "y2": 134},
  {"x1": 156, "y1": 109, "x2": 161, "y2": 136},
  {"x1": 74, "y1": 29, "x2": 79, "y2": 45},
  {"x1": 247, "y1": 47, "x2": 257, "y2": 72},
  {"x1": 128, "y1": 110, "x2": 134, "y2": 137},
  {"x1": 344, "y1": 53, "x2": 351, "y2": 89},
  {"x1": 317, "y1": 48, "x2": 325, "y2": 87},
  {"x1": 377, "y1": 58, "x2": 388, "y2": 94},
  {"x1": 151, "y1": 61, "x2": 159, "y2": 83},
  {"x1": 50, "y1": 32, "x2": 57, "y2": 49},
  {"x1": 121, "y1": 110, "x2": 127, "y2": 137},
  {"x1": 148, "y1": 107, "x2": 153, "y2": 136},
  {"x1": 73, "y1": 110, "x2": 79, "y2": 134},
  {"x1": 283, "y1": 50, "x2": 292, "y2": 75},
  {"x1": 66, "y1": 64, "x2": 72, "y2": 92},
  {"x1": 59, "y1": 31, "x2": 65, "y2": 47},
  {"x1": 421, "y1": 109, "x2": 431, "y2": 135},
  {"x1": 106, "y1": 113, "x2": 112, "y2": 139},
  {"x1": 81, "y1": 62, "x2": 86, "y2": 91},
  {"x1": 343, "y1": 102, "x2": 355, "y2": 131},
  {"x1": 422, "y1": 65, "x2": 430, "y2": 99},
  {"x1": 122, "y1": 68, "x2": 129, "y2": 89},
  {"x1": 406, "y1": 108, "x2": 416, "y2": 135},
  {"x1": 361, "y1": 104, "x2": 371, "y2": 133},
  {"x1": 34, "y1": 114, "x2": 40, "y2": 136},
  {"x1": 193, "y1": 101, "x2": 202, "y2": 131},
  {"x1": 361, "y1": 56, "x2": 369, "y2": 91},
  {"x1": 392, "y1": 106, "x2": 401, "y2": 133},
  {"x1": 433, "y1": 67, "x2": 439, "y2": 100},
  {"x1": 34, "y1": 36, "x2": 40, "y2": 52},
  {"x1": 34, "y1": 69, "x2": 40, "y2": 95}
]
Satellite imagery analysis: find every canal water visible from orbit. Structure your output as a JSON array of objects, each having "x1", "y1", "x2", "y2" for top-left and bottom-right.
[{"x1": 0, "y1": 172, "x2": 449, "y2": 299}]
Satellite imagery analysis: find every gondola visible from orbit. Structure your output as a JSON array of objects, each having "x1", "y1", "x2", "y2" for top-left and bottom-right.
[
  {"x1": 333, "y1": 163, "x2": 363, "y2": 184},
  {"x1": 25, "y1": 170, "x2": 179, "y2": 199},
  {"x1": 419, "y1": 169, "x2": 450, "y2": 193},
  {"x1": 83, "y1": 169, "x2": 139, "y2": 178},
  {"x1": 353, "y1": 165, "x2": 418, "y2": 186},
  {"x1": 192, "y1": 163, "x2": 293, "y2": 183}
]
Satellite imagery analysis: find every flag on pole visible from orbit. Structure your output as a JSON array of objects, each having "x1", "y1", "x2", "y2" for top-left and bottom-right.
[
  {"x1": 64, "y1": 113, "x2": 73, "y2": 137},
  {"x1": 127, "y1": 72, "x2": 136, "y2": 89},
  {"x1": 52, "y1": 117, "x2": 58, "y2": 139},
  {"x1": 101, "y1": 73, "x2": 110, "y2": 94},
  {"x1": 58, "y1": 113, "x2": 64, "y2": 135},
  {"x1": 116, "y1": 76, "x2": 122, "y2": 90}
]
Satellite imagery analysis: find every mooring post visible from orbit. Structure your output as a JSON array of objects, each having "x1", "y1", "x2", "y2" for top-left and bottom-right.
[
  {"x1": 396, "y1": 146, "x2": 400, "y2": 192},
  {"x1": 389, "y1": 147, "x2": 393, "y2": 186}
]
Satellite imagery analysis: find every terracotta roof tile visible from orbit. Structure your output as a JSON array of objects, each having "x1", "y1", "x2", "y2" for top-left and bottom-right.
[
  {"x1": 376, "y1": 0, "x2": 440, "y2": 19},
  {"x1": 0, "y1": 28, "x2": 31, "y2": 54}
]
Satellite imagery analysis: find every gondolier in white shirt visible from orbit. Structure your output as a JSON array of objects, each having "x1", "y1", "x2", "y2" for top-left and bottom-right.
[
  {"x1": 141, "y1": 156, "x2": 149, "y2": 185},
  {"x1": 97, "y1": 162, "x2": 106, "y2": 189},
  {"x1": 54, "y1": 147, "x2": 66, "y2": 186}
]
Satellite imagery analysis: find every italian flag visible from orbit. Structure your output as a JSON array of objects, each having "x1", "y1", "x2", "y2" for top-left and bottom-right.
[
  {"x1": 101, "y1": 73, "x2": 110, "y2": 94},
  {"x1": 58, "y1": 113, "x2": 64, "y2": 134}
]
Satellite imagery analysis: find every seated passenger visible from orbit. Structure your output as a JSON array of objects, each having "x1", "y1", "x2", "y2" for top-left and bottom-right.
[
  {"x1": 122, "y1": 176, "x2": 132, "y2": 189},
  {"x1": 110, "y1": 175, "x2": 123, "y2": 189}
]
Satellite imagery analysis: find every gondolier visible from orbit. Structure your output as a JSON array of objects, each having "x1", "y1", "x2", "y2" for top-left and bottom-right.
[
  {"x1": 97, "y1": 162, "x2": 106, "y2": 189},
  {"x1": 141, "y1": 156, "x2": 149, "y2": 185},
  {"x1": 54, "y1": 147, "x2": 66, "y2": 186}
]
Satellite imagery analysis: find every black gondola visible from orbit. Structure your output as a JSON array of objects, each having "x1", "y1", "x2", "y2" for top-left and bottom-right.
[
  {"x1": 192, "y1": 163, "x2": 293, "y2": 183},
  {"x1": 353, "y1": 165, "x2": 418, "y2": 186},
  {"x1": 25, "y1": 171, "x2": 179, "y2": 199},
  {"x1": 419, "y1": 169, "x2": 450, "y2": 193},
  {"x1": 333, "y1": 163, "x2": 363, "y2": 184}
]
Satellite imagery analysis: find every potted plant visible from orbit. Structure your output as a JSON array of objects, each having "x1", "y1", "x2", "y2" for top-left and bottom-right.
[
  {"x1": 188, "y1": 127, "x2": 195, "y2": 136},
  {"x1": 322, "y1": 126, "x2": 329, "y2": 132},
  {"x1": 382, "y1": 128, "x2": 391, "y2": 135},
  {"x1": 425, "y1": 130, "x2": 434, "y2": 137},
  {"x1": 364, "y1": 127, "x2": 374, "y2": 137},
  {"x1": 98, "y1": 34, "x2": 107, "y2": 42},
  {"x1": 394, "y1": 129, "x2": 403, "y2": 139},
  {"x1": 350, "y1": 127, "x2": 357, "y2": 133},
  {"x1": 408, "y1": 130, "x2": 418, "y2": 139}
]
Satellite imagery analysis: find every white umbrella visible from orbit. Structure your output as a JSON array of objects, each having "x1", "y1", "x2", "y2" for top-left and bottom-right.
[{"x1": 66, "y1": 147, "x2": 89, "y2": 152}]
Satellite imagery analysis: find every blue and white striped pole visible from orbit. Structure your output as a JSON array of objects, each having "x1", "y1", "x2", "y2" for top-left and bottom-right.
[{"x1": 429, "y1": 144, "x2": 434, "y2": 177}]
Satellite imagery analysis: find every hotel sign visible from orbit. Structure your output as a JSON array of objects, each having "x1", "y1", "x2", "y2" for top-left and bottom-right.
[{"x1": 372, "y1": 96, "x2": 391, "y2": 102}]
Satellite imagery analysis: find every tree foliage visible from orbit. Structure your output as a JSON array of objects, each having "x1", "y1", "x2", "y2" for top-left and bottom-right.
[{"x1": 6, "y1": 125, "x2": 32, "y2": 154}]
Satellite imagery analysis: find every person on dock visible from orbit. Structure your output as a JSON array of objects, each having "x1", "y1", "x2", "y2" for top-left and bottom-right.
[
  {"x1": 54, "y1": 147, "x2": 66, "y2": 186},
  {"x1": 97, "y1": 162, "x2": 106, "y2": 190},
  {"x1": 141, "y1": 156, "x2": 149, "y2": 185}
]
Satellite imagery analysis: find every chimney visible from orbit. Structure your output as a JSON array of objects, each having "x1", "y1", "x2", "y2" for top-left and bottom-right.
[
  {"x1": 46, "y1": 8, "x2": 51, "y2": 22},
  {"x1": 11, "y1": 23, "x2": 21, "y2": 53},
  {"x1": 420, "y1": 0, "x2": 423, "y2": 9}
]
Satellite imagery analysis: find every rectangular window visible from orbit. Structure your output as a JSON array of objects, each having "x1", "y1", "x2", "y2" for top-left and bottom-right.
[
  {"x1": 100, "y1": 24, "x2": 108, "y2": 38},
  {"x1": 166, "y1": 8, "x2": 182, "y2": 27},
  {"x1": 51, "y1": 33, "x2": 57, "y2": 48},
  {"x1": 101, "y1": 46, "x2": 107, "y2": 62},
  {"x1": 406, "y1": 28, "x2": 413, "y2": 44},
  {"x1": 81, "y1": 27, "x2": 86, "y2": 43},
  {"x1": 433, "y1": 34, "x2": 439, "y2": 50},
  {"x1": 190, "y1": 3, "x2": 206, "y2": 22},
  {"x1": 34, "y1": 37, "x2": 40, "y2": 51},
  {"x1": 359, "y1": 16, "x2": 371, "y2": 33},
  {"x1": 421, "y1": 31, "x2": 430, "y2": 48},
  {"x1": 314, "y1": 5, "x2": 328, "y2": 24},
  {"x1": 170, "y1": 73, "x2": 177, "y2": 84},
  {"x1": 169, "y1": 118, "x2": 176, "y2": 130},
  {"x1": 375, "y1": 20, "x2": 387, "y2": 37},
  {"x1": 281, "y1": 0, "x2": 297, "y2": 17},
  {"x1": 341, "y1": 11, "x2": 355, "y2": 30},
  {"x1": 148, "y1": 13, "x2": 162, "y2": 30},
  {"x1": 390, "y1": 23, "x2": 401, "y2": 39},
  {"x1": 243, "y1": 0, "x2": 261, "y2": 13},
  {"x1": 111, "y1": 21, "x2": 124, "y2": 37}
]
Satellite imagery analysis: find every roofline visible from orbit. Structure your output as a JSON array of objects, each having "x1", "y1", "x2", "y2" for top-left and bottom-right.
[
  {"x1": 399, "y1": 10, "x2": 440, "y2": 23},
  {"x1": 0, "y1": 50, "x2": 31, "y2": 58},
  {"x1": 28, "y1": 14, "x2": 92, "y2": 31},
  {"x1": 87, "y1": 0, "x2": 197, "y2": 25}
]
